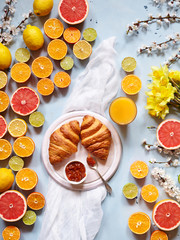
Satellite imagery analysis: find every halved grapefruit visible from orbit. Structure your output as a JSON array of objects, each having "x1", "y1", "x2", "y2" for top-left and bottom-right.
[
  {"x1": 10, "y1": 87, "x2": 40, "y2": 116},
  {"x1": 58, "y1": 0, "x2": 89, "y2": 25},
  {"x1": 0, "y1": 190, "x2": 27, "y2": 222},
  {"x1": 0, "y1": 115, "x2": 7, "y2": 138},
  {"x1": 152, "y1": 199, "x2": 180, "y2": 231},
  {"x1": 157, "y1": 119, "x2": 180, "y2": 150}
]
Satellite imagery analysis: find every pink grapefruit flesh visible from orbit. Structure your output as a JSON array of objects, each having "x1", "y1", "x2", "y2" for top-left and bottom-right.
[
  {"x1": 152, "y1": 199, "x2": 180, "y2": 231},
  {"x1": 58, "y1": 0, "x2": 89, "y2": 25},
  {"x1": 157, "y1": 119, "x2": 180, "y2": 150},
  {"x1": 10, "y1": 87, "x2": 40, "y2": 116},
  {"x1": 0, "y1": 115, "x2": 7, "y2": 138},
  {"x1": 0, "y1": 190, "x2": 27, "y2": 222}
]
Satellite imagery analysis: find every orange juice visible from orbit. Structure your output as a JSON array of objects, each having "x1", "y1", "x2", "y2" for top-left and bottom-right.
[{"x1": 109, "y1": 97, "x2": 137, "y2": 125}]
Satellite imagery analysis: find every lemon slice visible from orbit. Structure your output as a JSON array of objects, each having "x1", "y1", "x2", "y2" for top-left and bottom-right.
[
  {"x1": 23, "y1": 210, "x2": 36, "y2": 225},
  {"x1": 121, "y1": 57, "x2": 136, "y2": 72},
  {"x1": 9, "y1": 156, "x2": 24, "y2": 171},
  {"x1": 60, "y1": 56, "x2": 74, "y2": 71},
  {"x1": 15, "y1": 48, "x2": 31, "y2": 63},
  {"x1": 73, "y1": 40, "x2": 92, "y2": 60},
  {"x1": 83, "y1": 28, "x2": 97, "y2": 42},
  {"x1": 122, "y1": 183, "x2": 138, "y2": 199},
  {"x1": 8, "y1": 118, "x2": 27, "y2": 138},
  {"x1": 0, "y1": 71, "x2": 8, "y2": 89},
  {"x1": 29, "y1": 111, "x2": 45, "y2": 127}
]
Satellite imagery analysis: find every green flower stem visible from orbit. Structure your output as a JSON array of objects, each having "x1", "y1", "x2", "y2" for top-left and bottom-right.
[{"x1": 170, "y1": 101, "x2": 180, "y2": 109}]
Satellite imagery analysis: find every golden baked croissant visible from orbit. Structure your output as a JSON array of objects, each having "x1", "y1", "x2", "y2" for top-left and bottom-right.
[
  {"x1": 80, "y1": 115, "x2": 111, "y2": 160},
  {"x1": 49, "y1": 120, "x2": 80, "y2": 165}
]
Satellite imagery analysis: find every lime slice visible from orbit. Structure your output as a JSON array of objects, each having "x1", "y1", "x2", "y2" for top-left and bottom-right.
[
  {"x1": 122, "y1": 183, "x2": 138, "y2": 199},
  {"x1": 121, "y1": 57, "x2": 136, "y2": 72},
  {"x1": 22, "y1": 210, "x2": 36, "y2": 225},
  {"x1": 178, "y1": 174, "x2": 180, "y2": 183},
  {"x1": 60, "y1": 56, "x2": 74, "y2": 71},
  {"x1": 29, "y1": 111, "x2": 45, "y2": 127},
  {"x1": 15, "y1": 48, "x2": 30, "y2": 63},
  {"x1": 83, "y1": 28, "x2": 97, "y2": 42},
  {"x1": 9, "y1": 156, "x2": 24, "y2": 171}
]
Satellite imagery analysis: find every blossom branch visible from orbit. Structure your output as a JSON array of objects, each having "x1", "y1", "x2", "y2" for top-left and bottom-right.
[{"x1": 164, "y1": 49, "x2": 180, "y2": 67}]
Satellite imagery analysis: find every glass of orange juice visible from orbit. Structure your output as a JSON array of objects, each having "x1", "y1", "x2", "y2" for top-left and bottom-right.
[{"x1": 109, "y1": 97, "x2": 137, "y2": 125}]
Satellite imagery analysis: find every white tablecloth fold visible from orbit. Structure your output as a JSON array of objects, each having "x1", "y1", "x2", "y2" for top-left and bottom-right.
[{"x1": 39, "y1": 37, "x2": 120, "y2": 240}]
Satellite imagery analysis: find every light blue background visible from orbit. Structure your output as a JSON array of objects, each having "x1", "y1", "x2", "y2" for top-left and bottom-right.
[{"x1": 0, "y1": 0, "x2": 180, "y2": 239}]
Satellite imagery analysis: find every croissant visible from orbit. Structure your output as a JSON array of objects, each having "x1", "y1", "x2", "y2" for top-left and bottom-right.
[
  {"x1": 80, "y1": 115, "x2": 111, "y2": 160},
  {"x1": 49, "y1": 120, "x2": 80, "y2": 165}
]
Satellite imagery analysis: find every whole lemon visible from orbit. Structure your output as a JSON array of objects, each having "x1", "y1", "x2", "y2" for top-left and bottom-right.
[
  {"x1": 0, "y1": 43, "x2": 12, "y2": 70},
  {"x1": 33, "y1": 0, "x2": 53, "y2": 16},
  {"x1": 0, "y1": 168, "x2": 14, "y2": 193},
  {"x1": 23, "y1": 25, "x2": 44, "y2": 51}
]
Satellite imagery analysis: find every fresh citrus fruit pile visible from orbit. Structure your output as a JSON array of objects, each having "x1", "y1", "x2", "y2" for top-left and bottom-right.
[
  {"x1": 63, "y1": 27, "x2": 81, "y2": 44},
  {"x1": 47, "y1": 39, "x2": 68, "y2": 60},
  {"x1": 32, "y1": 56, "x2": 53, "y2": 78},
  {"x1": 29, "y1": 111, "x2": 45, "y2": 127},
  {"x1": 0, "y1": 42, "x2": 12, "y2": 70}
]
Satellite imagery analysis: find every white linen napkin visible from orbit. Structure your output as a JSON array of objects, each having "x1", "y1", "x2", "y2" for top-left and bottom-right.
[{"x1": 39, "y1": 37, "x2": 120, "y2": 240}]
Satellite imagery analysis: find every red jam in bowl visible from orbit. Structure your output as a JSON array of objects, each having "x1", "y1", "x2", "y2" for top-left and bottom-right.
[{"x1": 65, "y1": 161, "x2": 86, "y2": 182}]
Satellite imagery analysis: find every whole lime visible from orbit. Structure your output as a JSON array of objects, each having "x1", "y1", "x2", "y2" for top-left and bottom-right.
[
  {"x1": 0, "y1": 43, "x2": 12, "y2": 70},
  {"x1": 23, "y1": 25, "x2": 44, "y2": 51},
  {"x1": 0, "y1": 168, "x2": 14, "y2": 193},
  {"x1": 33, "y1": 0, "x2": 53, "y2": 16}
]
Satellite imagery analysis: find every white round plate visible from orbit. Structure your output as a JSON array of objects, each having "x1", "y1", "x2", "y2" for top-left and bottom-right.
[{"x1": 41, "y1": 111, "x2": 122, "y2": 191}]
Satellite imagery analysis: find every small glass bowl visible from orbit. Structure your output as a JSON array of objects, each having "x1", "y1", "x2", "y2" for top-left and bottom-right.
[{"x1": 64, "y1": 160, "x2": 87, "y2": 185}]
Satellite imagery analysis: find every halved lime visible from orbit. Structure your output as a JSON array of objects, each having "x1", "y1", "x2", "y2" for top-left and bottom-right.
[
  {"x1": 122, "y1": 183, "x2": 138, "y2": 199},
  {"x1": 29, "y1": 111, "x2": 45, "y2": 127},
  {"x1": 15, "y1": 48, "x2": 31, "y2": 63},
  {"x1": 178, "y1": 174, "x2": 180, "y2": 183},
  {"x1": 9, "y1": 156, "x2": 24, "y2": 171},
  {"x1": 83, "y1": 28, "x2": 97, "y2": 42},
  {"x1": 121, "y1": 57, "x2": 136, "y2": 72},
  {"x1": 60, "y1": 56, "x2": 74, "y2": 71},
  {"x1": 22, "y1": 210, "x2": 36, "y2": 225}
]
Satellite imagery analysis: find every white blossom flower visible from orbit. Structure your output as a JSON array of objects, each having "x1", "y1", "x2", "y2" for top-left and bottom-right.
[
  {"x1": 172, "y1": 159, "x2": 179, "y2": 166},
  {"x1": 150, "y1": 158, "x2": 157, "y2": 163},
  {"x1": 157, "y1": 20, "x2": 162, "y2": 25}
]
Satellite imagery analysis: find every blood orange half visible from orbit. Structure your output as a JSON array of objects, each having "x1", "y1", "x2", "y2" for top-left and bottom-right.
[
  {"x1": 157, "y1": 119, "x2": 180, "y2": 150},
  {"x1": 58, "y1": 0, "x2": 89, "y2": 25},
  {"x1": 152, "y1": 199, "x2": 180, "y2": 231},
  {"x1": 0, "y1": 190, "x2": 27, "y2": 222},
  {"x1": 0, "y1": 115, "x2": 7, "y2": 138},
  {"x1": 10, "y1": 87, "x2": 40, "y2": 116}
]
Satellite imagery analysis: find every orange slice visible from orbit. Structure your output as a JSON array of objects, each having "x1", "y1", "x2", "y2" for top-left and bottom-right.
[
  {"x1": 0, "y1": 139, "x2": 12, "y2": 160},
  {"x1": 0, "y1": 71, "x2": 8, "y2": 89},
  {"x1": 10, "y1": 63, "x2": 31, "y2": 83},
  {"x1": 63, "y1": 27, "x2": 81, "y2": 44},
  {"x1": 130, "y1": 160, "x2": 148, "y2": 179},
  {"x1": 8, "y1": 118, "x2": 27, "y2": 138},
  {"x1": 141, "y1": 184, "x2": 159, "y2": 203},
  {"x1": 44, "y1": 18, "x2": 64, "y2": 39},
  {"x1": 37, "y1": 78, "x2": 54, "y2": 96},
  {"x1": 128, "y1": 212, "x2": 151, "y2": 234},
  {"x1": 121, "y1": 74, "x2": 142, "y2": 95},
  {"x1": 13, "y1": 136, "x2": 35, "y2": 157},
  {"x1": 73, "y1": 40, "x2": 92, "y2": 60},
  {"x1": 54, "y1": 71, "x2": 71, "y2": 88},
  {"x1": 150, "y1": 230, "x2": 168, "y2": 240},
  {"x1": 16, "y1": 168, "x2": 38, "y2": 190},
  {"x1": 2, "y1": 226, "x2": 20, "y2": 240},
  {"x1": 27, "y1": 192, "x2": 45, "y2": 210},
  {"x1": 0, "y1": 91, "x2": 9, "y2": 112},
  {"x1": 47, "y1": 39, "x2": 67, "y2": 60},
  {"x1": 32, "y1": 56, "x2": 53, "y2": 78}
]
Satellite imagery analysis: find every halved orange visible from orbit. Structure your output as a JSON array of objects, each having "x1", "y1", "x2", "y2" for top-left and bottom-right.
[
  {"x1": 150, "y1": 230, "x2": 168, "y2": 240},
  {"x1": 63, "y1": 27, "x2": 81, "y2": 44},
  {"x1": 27, "y1": 192, "x2": 45, "y2": 210},
  {"x1": 121, "y1": 75, "x2": 142, "y2": 95},
  {"x1": 0, "y1": 71, "x2": 8, "y2": 89},
  {"x1": 141, "y1": 184, "x2": 159, "y2": 203},
  {"x1": 13, "y1": 136, "x2": 35, "y2": 157},
  {"x1": 54, "y1": 71, "x2": 71, "y2": 88},
  {"x1": 128, "y1": 212, "x2": 151, "y2": 234},
  {"x1": 0, "y1": 139, "x2": 12, "y2": 160},
  {"x1": 47, "y1": 39, "x2": 67, "y2": 60},
  {"x1": 44, "y1": 18, "x2": 64, "y2": 39},
  {"x1": 32, "y1": 56, "x2": 53, "y2": 78},
  {"x1": 10, "y1": 63, "x2": 31, "y2": 83},
  {"x1": 2, "y1": 226, "x2": 20, "y2": 240},
  {"x1": 16, "y1": 168, "x2": 38, "y2": 190},
  {"x1": 73, "y1": 40, "x2": 92, "y2": 60},
  {"x1": 8, "y1": 118, "x2": 27, "y2": 138},
  {"x1": 37, "y1": 78, "x2": 54, "y2": 96},
  {"x1": 130, "y1": 160, "x2": 148, "y2": 179},
  {"x1": 0, "y1": 91, "x2": 9, "y2": 112}
]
